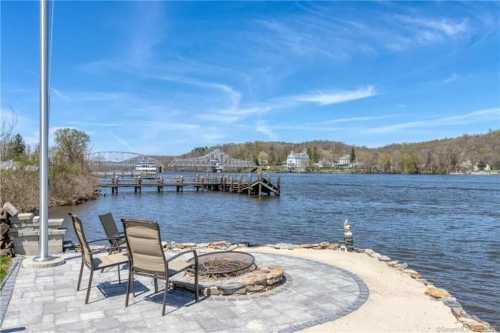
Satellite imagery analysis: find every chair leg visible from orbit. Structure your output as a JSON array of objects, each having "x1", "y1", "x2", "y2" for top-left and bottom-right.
[
  {"x1": 85, "y1": 270, "x2": 94, "y2": 304},
  {"x1": 117, "y1": 265, "x2": 121, "y2": 283},
  {"x1": 162, "y1": 278, "x2": 168, "y2": 316},
  {"x1": 154, "y1": 278, "x2": 158, "y2": 293},
  {"x1": 194, "y1": 272, "x2": 199, "y2": 302},
  {"x1": 77, "y1": 260, "x2": 84, "y2": 291},
  {"x1": 126, "y1": 269, "x2": 133, "y2": 307}
]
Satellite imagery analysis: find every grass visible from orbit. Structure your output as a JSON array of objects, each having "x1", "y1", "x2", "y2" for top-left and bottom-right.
[{"x1": 0, "y1": 256, "x2": 12, "y2": 284}]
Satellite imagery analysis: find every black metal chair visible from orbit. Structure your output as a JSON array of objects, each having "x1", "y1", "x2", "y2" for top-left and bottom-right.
[
  {"x1": 122, "y1": 218, "x2": 199, "y2": 316},
  {"x1": 69, "y1": 213, "x2": 129, "y2": 304},
  {"x1": 98, "y1": 212, "x2": 126, "y2": 252}
]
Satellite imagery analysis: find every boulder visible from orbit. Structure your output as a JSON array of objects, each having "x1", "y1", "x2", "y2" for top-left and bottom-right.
[
  {"x1": 378, "y1": 255, "x2": 391, "y2": 262},
  {"x1": 404, "y1": 269, "x2": 421, "y2": 279},
  {"x1": 327, "y1": 243, "x2": 340, "y2": 250},
  {"x1": 176, "y1": 242, "x2": 196, "y2": 249},
  {"x1": 319, "y1": 242, "x2": 330, "y2": 249},
  {"x1": 364, "y1": 249, "x2": 376, "y2": 257},
  {"x1": 208, "y1": 240, "x2": 230, "y2": 249},
  {"x1": 387, "y1": 260, "x2": 399, "y2": 267},
  {"x1": 459, "y1": 317, "x2": 490, "y2": 332},
  {"x1": 425, "y1": 286, "x2": 450, "y2": 299}
]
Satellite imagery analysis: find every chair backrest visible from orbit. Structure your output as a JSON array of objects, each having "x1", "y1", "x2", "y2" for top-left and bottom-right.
[
  {"x1": 69, "y1": 213, "x2": 92, "y2": 267},
  {"x1": 99, "y1": 212, "x2": 119, "y2": 243},
  {"x1": 122, "y1": 219, "x2": 165, "y2": 274}
]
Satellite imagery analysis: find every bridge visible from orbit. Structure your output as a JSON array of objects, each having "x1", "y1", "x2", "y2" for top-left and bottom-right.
[
  {"x1": 169, "y1": 149, "x2": 256, "y2": 172},
  {"x1": 87, "y1": 151, "x2": 166, "y2": 174}
]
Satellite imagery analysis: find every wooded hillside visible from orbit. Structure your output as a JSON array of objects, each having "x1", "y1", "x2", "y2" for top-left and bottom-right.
[{"x1": 183, "y1": 130, "x2": 500, "y2": 174}]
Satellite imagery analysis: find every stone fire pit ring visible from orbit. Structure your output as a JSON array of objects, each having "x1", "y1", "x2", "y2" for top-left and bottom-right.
[{"x1": 178, "y1": 251, "x2": 286, "y2": 297}]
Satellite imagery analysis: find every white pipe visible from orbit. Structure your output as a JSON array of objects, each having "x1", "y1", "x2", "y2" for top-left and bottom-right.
[{"x1": 36, "y1": 0, "x2": 49, "y2": 261}]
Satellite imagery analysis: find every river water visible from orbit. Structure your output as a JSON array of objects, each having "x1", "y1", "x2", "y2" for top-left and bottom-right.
[{"x1": 51, "y1": 173, "x2": 500, "y2": 327}]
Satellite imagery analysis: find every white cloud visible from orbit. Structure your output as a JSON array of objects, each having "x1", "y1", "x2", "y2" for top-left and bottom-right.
[
  {"x1": 294, "y1": 86, "x2": 376, "y2": 106},
  {"x1": 396, "y1": 15, "x2": 469, "y2": 37},
  {"x1": 256, "y1": 122, "x2": 278, "y2": 140},
  {"x1": 367, "y1": 108, "x2": 500, "y2": 134}
]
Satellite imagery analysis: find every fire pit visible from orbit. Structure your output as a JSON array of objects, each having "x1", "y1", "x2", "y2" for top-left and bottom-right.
[
  {"x1": 189, "y1": 251, "x2": 255, "y2": 278},
  {"x1": 177, "y1": 251, "x2": 285, "y2": 297}
]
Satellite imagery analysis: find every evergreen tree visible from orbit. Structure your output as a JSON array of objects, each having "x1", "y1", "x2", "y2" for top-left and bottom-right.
[{"x1": 350, "y1": 147, "x2": 356, "y2": 163}]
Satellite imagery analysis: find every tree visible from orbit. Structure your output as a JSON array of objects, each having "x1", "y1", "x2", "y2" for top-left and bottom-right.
[
  {"x1": 350, "y1": 147, "x2": 356, "y2": 163},
  {"x1": 257, "y1": 151, "x2": 269, "y2": 166},
  {"x1": 10, "y1": 133, "x2": 25, "y2": 159},
  {"x1": 54, "y1": 128, "x2": 90, "y2": 166}
]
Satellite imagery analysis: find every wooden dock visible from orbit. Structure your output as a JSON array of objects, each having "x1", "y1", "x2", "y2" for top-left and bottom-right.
[{"x1": 98, "y1": 174, "x2": 281, "y2": 198}]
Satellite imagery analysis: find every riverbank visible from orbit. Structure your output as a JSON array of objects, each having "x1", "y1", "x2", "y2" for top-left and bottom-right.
[{"x1": 0, "y1": 169, "x2": 98, "y2": 212}]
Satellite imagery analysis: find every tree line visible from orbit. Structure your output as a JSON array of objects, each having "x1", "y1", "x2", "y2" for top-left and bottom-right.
[{"x1": 183, "y1": 130, "x2": 500, "y2": 174}]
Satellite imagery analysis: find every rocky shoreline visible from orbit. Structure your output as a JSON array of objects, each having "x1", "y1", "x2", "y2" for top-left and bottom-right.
[{"x1": 163, "y1": 239, "x2": 496, "y2": 333}]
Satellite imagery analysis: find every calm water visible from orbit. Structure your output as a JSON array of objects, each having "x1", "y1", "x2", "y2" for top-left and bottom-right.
[{"x1": 51, "y1": 173, "x2": 500, "y2": 327}]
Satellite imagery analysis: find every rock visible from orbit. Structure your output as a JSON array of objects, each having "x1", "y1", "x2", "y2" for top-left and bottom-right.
[
  {"x1": 196, "y1": 242, "x2": 209, "y2": 248},
  {"x1": 378, "y1": 255, "x2": 391, "y2": 262},
  {"x1": 220, "y1": 282, "x2": 245, "y2": 295},
  {"x1": 2, "y1": 202, "x2": 18, "y2": 217},
  {"x1": 425, "y1": 286, "x2": 450, "y2": 299},
  {"x1": 396, "y1": 262, "x2": 408, "y2": 270},
  {"x1": 327, "y1": 243, "x2": 340, "y2": 250},
  {"x1": 404, "y1": 269, "x2": 421, "y2": 279},
  {"x1": 319, "y1": 242, "x2": 330, "y2": 249},
  {"x1": 176, "y1": 242, "x2": 196, "y2": 249},
  {"x1": 451, "y1": 307, "x2": 467, "y2": 319},
  {"x1": 246, "y1": 284, "x2": 265, "y2": 292},
  {"x1": 459, "y1": 317, "x2": 490, "y2": 332},
  {"x1": 265, "y1": 266, "x2": 284, "y2": 282},
  {"x1": 208, "y1": 287, "x2": 222, "y2": 296},
  {"x1": 442, "y1": 296, "x2": 461, "y2": 309},
  {"x1": 387, "y1": 260, "x2": 399, "y2": 267},
  {"x1": 365, "y1": 249, "x2": 376, "y2": 257},
  {"x1": 299, "y1": 243, "x2": 316, "y2": 248},
  {"x1": 273, "y1": 243, "x2": 297, "y2": 250},
  {"x1": 208, "y1": 240, "x2": 230, "y2": 249},
  {"x1": 417, "y1": 278, "x2": 431, "y2": 286}
]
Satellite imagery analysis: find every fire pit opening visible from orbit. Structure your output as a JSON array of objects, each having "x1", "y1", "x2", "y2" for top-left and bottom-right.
[
  {"x1": 188, "y1": 251, "x2": 256, "y2": 278},
  {"x1": 180, "y1": 251, "x2": 286, "y2": 297}
]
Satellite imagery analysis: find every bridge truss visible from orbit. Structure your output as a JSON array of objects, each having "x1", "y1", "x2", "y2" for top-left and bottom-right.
[{"x1": 169, "y1": 149, "x2": 255, "y2": 171}]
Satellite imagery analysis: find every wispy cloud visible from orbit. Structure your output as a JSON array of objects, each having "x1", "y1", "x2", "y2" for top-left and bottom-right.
[
  {"x1": 395, "y1": 15, "x2": 468, "y2": 38},
  {"x1": 367, "y1": 108, "x2": 500, "y2": 133},
  {"x1": 256, "y1": 121, "x2": 278, "y2": 140},
  {"x1": 294, "y1": 86, "x2": 376, "y2": 106}
]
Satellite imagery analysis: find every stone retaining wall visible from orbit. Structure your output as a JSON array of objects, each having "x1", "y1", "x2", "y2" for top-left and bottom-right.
[{"x1": 8, "y1": 213, "x2": 66, "y2": 256}]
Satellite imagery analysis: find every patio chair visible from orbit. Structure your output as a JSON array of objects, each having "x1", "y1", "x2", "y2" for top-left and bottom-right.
[
  {"x1": 69, "y1": 213, "x2": 129, "y2": 304},
  {"x1": 98, "y1": 212, "x2": 126, "y2": 252},
  {"x1": 122, "y1": 218, "x2": 199, "y2": 316}
]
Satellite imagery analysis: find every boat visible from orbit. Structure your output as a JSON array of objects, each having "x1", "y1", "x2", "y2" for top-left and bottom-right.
[{"x1": 135, "y1": 160, "x2": 160, "y2": 175}]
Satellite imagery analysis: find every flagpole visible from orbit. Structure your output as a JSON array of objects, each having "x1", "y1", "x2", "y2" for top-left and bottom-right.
[{"x1": 35, "y1": 0, "x2": 50, "y2": 262}]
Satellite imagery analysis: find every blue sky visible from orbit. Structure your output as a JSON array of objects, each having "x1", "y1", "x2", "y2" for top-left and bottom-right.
[{"x1": 1, "y1": 1, "x2": 499, "y2": 155}]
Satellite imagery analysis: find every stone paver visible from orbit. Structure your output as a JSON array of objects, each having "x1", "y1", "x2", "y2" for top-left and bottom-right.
[{"x1": 0, "y1": 252, "x2": 368, "y2": 332}]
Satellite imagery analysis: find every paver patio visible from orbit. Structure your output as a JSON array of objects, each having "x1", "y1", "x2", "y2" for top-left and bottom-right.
[{"x1": 0, "y1": 251, "x2": 368, "y2": 333}]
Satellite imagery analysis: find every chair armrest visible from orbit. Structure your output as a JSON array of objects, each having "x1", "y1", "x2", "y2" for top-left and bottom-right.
[
  {"x1": 166, "y1": 249, "x2": 198, "y2": 274},
  {"x1": 166, "y1": 249, "x2": 197, "y2": 263}
]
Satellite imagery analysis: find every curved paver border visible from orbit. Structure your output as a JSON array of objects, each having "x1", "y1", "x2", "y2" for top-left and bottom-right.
[
  {"x1": 201, "y1": 252, "x2": 370, "y2": 332},
  {"x1": 276, "y1": 257, "x2": 369, "y2": 332}
]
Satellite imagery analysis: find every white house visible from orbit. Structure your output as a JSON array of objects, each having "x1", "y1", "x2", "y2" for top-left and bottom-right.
[
  {"x1": 334, "y1": 154, "x2": 352, "y2": 168},
  {"x1": 286, "y1": 151, "x2": 309, "y2": 171}
]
